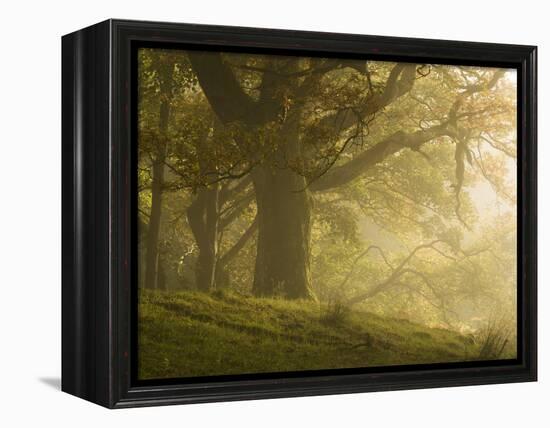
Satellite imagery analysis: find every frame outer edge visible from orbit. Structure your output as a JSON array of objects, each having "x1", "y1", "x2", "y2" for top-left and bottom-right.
[
  {"x1": 65, "y1": 19, "x2": 538, "y2": 409},
  {"x1": 527, "y1": 45, "x2": 537, "y2": 381},
  {"x1": 61, "y1": 29, "x2": 80, "y2": 398},
  {"x1": 61, "y1": 19, "x2": 113, "y2": 408}
]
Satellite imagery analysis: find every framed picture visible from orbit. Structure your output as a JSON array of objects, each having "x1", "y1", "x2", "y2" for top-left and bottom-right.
[{"x1": 62, "y1": 19, "x2": 537, "y2": 408}]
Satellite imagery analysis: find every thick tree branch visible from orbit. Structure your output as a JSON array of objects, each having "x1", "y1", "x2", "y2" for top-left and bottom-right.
[
  {"x1": 310, "y1": 68, "x2": 507, "y2": 193},
  {"x1": 310, "y1": 123, "x2": 449, "y2": 192},
  {"x1": 316, "y1": 63, "x2": 418, "y2": 134},
  {"x1": 188, "y1": 51, "x2": 282, "y2": 127}
]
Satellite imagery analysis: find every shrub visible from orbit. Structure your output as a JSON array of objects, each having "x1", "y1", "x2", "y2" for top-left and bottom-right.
[
  {"x1": 476, "y1": 315, "x2": 514, "y2": 359},
  {"x1": 320, "y1": 298, "x2": 350, "y2": 325}
]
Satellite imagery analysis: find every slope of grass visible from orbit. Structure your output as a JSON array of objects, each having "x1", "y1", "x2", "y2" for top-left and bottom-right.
[{"x1": 138, "y1": 289, "x2": 482, "y2": 380}]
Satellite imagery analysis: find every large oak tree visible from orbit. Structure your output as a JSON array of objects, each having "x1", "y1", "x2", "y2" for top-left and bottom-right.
[{"x1": 182, "y1": 52, "x2": 514, "y2": 299}]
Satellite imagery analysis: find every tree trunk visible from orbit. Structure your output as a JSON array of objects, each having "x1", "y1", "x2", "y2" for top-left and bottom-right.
[
  {"x1": 144, "y1": 58, "x2": 175, "y2": 289},
  {"x1": 252, "y1": 166, "x2": 314, "y2": 299},
  {"x1": 187, "y1": 53, "x2": 315, "y2": 298},
  {"x1": 157, "y1": 254, "x2": 166, "y2": 291},
  {"x1": 216, "y1": 216, "x2": 258, "y2": 288},
  {"x1": 187, "y1": 185, "x2": 220, "y2": 291},
  {"x1": 144, "y1": 158, "x2": 165, "y2": 289}
]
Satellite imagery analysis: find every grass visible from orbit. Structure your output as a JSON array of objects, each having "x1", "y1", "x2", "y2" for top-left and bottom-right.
[{"x1": 138, "y1": 289, "x2": 501, "y2": 380}]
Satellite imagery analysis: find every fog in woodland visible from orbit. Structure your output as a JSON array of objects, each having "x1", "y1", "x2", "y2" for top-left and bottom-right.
[{"x1": 137, "y1": 47, "x2": 517, "y2": 379}]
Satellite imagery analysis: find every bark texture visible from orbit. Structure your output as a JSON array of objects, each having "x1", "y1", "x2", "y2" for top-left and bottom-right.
[{"x1": 252, "y1": 166, "x2": 314, "y2": 299}]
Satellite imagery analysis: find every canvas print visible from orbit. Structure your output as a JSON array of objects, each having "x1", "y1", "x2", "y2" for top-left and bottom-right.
[{"x1": 136, "y1": 47, "x2": 517, "y2": 380}]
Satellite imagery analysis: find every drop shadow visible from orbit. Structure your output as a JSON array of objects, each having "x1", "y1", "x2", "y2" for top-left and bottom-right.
[{"x1": 38, "y1": 377, "x2": 61, "y2": 390}]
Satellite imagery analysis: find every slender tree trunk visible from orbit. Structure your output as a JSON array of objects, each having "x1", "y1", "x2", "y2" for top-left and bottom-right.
[
  {"x1": 144, "y1": 158, "x2": 165, "y2": 289},
  {"x1": 157, "y1": 255, "x2": 166, "y2": 291},
  {"x1": 144, "y1": 59, "x2": 175, "y2": 289},
  {"x1": 187, "y1": 186, "x2": 220, "y2": 291},
  {"x1": 185, "y1": 120, "x2": 223, "y2": 292},
  {"x1": 215, "y1": 216, "x2": 258, "y2": 288}
]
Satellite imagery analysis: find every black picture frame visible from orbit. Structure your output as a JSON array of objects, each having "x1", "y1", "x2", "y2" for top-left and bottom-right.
[{"x1": 62, "y1": 19, "x2": 537, "y2": 408}]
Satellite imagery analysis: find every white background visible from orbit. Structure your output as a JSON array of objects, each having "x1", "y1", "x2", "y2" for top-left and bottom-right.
[{"x1": 0, "y1": 0, "x2": 546, "y2": 426}]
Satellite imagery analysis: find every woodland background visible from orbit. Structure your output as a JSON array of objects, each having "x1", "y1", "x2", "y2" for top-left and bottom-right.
[{"x1": 137, "y1": 48, "x2": 517, "y2": 378}]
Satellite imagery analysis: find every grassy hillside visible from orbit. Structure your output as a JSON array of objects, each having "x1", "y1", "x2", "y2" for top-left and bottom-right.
[{"x1": 138, "y1": 289, "x2": 485, "y2": 380}]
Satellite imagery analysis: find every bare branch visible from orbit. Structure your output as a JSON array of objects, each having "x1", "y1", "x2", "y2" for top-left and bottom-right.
[
  {"x1": 339, "y1": 245, "x2": 394, "y2": 290},
  {"x1": 345, "y1": 240, "x2": 456, "y2": 306}
]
